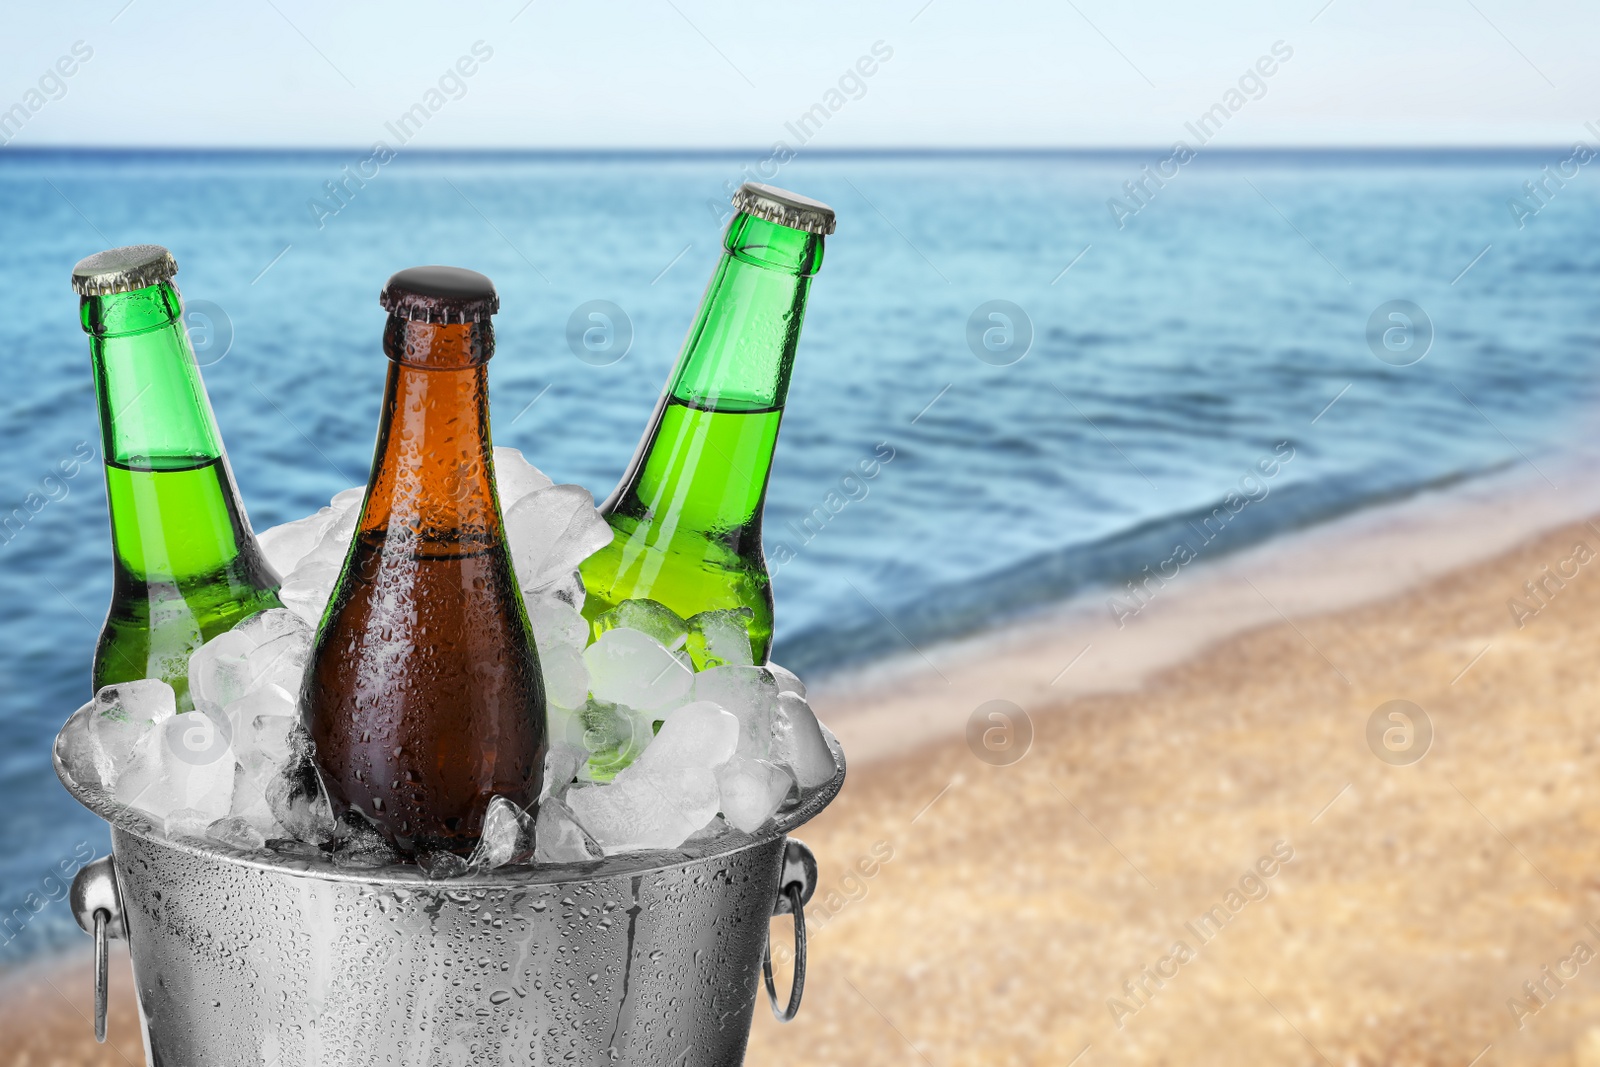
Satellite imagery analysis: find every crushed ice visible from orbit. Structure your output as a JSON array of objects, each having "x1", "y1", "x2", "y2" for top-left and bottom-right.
[{"x1": 58, "y1": 447, "x2": 835, "y2": 873}]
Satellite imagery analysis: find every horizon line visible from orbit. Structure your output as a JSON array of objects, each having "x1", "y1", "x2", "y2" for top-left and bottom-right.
[{"x1": 0, "y1": 143, "x2": 1578, "y2": 160}]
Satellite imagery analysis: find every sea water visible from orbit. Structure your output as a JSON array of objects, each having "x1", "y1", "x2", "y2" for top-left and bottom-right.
[{"x1": 2, "y1": 147, "x2": 1597, "y2": 962}]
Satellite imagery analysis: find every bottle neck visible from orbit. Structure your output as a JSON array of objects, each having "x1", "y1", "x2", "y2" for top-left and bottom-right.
[
  {"x1": 361, "y1": 317, "x2": 503, "y2": 551},
  {"x1": 604, "y1": 214, "x2": 822, "y2": 528},
  {"x1": 85, "y1": 282, "x2": 262, "y2": 583},
  {"x1": 83, "y1": 281, "x2": 225, "y2": 469},
  {"x1": 665, "y1": 213, "x2": 822, "y2": 412}
]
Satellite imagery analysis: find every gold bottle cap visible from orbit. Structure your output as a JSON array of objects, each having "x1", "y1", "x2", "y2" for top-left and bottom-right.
[{"x1": 71, "y1": 244, "x2": 178, "y2": 297}]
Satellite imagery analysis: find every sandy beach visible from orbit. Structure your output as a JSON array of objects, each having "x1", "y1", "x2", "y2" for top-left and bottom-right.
[
  {"x1": 10, "y1": 473, "x2": 1600, "y2": 1065},
  {"x1": 742, "y1": 504, "x2": 1600, "y2": 1065}
]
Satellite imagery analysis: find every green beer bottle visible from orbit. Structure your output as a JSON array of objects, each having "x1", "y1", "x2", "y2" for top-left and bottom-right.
[
  {"x1": 74, "y1": 245, "x2": 282, "y2": 708},
  {"x1": 579, "y1": 183, "x2": 834, "y2": 665}
]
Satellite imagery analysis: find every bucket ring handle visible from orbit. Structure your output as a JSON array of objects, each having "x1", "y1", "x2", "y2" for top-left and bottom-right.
[
  {"x1": 763, "y1": 837, "x2": 816, "y2": 1023},
  {"x1": 70, "y1": 856, "x2": 125, "y2": 1044}
]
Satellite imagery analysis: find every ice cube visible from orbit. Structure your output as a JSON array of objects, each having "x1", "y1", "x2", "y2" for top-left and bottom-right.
[
  {"x1": 187, "y1": 629, "x2": 253, "y2": 716},
  {"x1": 188, "y1": 609, "x2": 311, "y2": 719},
  {"x1": 691, "y1": 666, "x2": 777, "y2": 759},
  {"x1": 504, "y1": 484, "x2": 613, "y2": 592},
  {"x1": 250, "y1": 632, "x2": 310, "y2": 694},
  {"x1": 321, "y1": 497, "x2": 362, "y2": 541},
  {"x1": 278, "y1": 562, "x2": 339, "y2": 627},
  {"x1": 230, "y1": 769, "x2": 278, "y2": 838},
  {"x1": 767, "y1": 662, "x2": 806, "y2": 698},
  {"x1": 267, "y1": 743, "x2": 336, "y2": 846},
  {"x1": 686, "y1": 815, "x2": 730, "y2": 845},
  {"x1": 492, "y1": 446, "x2": 555, "y2": 509},
  {"x1": 541, "y1": 742, "x2": 587, "y2": 801},
  {"x1": 566, "y1": 765, "x2": 720, "y2": 855},
  {"x1": 635, "y1": 701, "x2": 739, "y2": 773},
  {"x1": 55, "y1": 703, "x2": 95, "y2": 789},
  {"x1": 685, "y1": 608, "x2": 755, "y2": 670},
  {"x1": 548, "y1": 703, "x2": 586, "y2": 751},
  {"x1": 715, "y1": 757, "x2": 794, "y2": 833},
  {"x1": 595, "y1": 599, "x2": 688, "y2": 651},
  {"x1": 164, "y1": 807, "x2": 217, "y2": 841},
  {"x1": 418, "y1": 851, "x2": 471, "y2": 880},
  {"x1": 571, "y1": 699, "x2": 737, "y2": 849},
  {"x1": 539, "y1": 645, "x2": 591, "y2": 711},
  {"x1": 267, "y1": 838, "x2": 324, "y2": 860},
  {"x1": 468, "y1": 796, "x2": 535, "y2": 870},
  {"x1": 771, "y1": 691, "x2": 835, "y2": 789},
  {"x1": 583, "y1": 627, "x2": 694, "y2": 712},
  {"x1": 331, "y1": 812, "x2": 402, "y2": 869},
  {"x1": 206, "y1": 815, "x2": 268, "y2": 852},
  {"x1": 541, "y1": 569, "x2": 588, "y2": 612},
  {"x1": 533, "y1": 795, "x2": 603, "y2": 863},
  {"x1": 296, "y1": 505, "x2": 359, "y2": 574},
  {"x1": 621, "y1": 763, "x2": 723, "y2": 842},
  {"x1": 226, "y1": 685, "x2": 300, "y2": 834},
  {"x1": 116, "y1": 711, "x2": 235, "y2": 824},
  {"x1": 226, "y1": 686, "x2": 298, "y2": 764},
  {"x1": 528, "y1": 594, "x2": 589, "y2": 654},
  {"x1": 225, "y1": 685, "x2": 296, "y2": 746},
  {"x1": 257, "y1": 507, "x2": 336, "y2": 576},
  {"x1": 575, "y1": 700, "x2": 655, "y2": 782},
  {"x1": 240, "y1": 605, "x2": 313, "y2": 646},
  {"x1": 287, "y1": 558, "x2": 342, "y2": 589},
  {"x1": 85, "y1": 679, "x2": 177, "y2": 787}
]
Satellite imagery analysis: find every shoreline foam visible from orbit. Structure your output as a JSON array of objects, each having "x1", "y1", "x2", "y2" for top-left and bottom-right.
[{"x1": 809, "y1": 449, "x2": 1600, "y2": 766}]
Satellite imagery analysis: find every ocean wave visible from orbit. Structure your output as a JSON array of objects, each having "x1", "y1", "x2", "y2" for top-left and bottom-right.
[{"x1": 772, "y1": 460, "x2": 1515, "y2": 678}]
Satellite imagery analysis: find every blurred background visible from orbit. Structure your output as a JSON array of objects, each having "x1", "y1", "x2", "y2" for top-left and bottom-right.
[{"x1": 4, "y1": 1, "x2": 1600, "y2": 1064}]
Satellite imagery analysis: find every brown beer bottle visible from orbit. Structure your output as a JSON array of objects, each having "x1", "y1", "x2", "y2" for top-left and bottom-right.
[{"x1": 301, "y1": 266, "x2": 546, "y2": 857}]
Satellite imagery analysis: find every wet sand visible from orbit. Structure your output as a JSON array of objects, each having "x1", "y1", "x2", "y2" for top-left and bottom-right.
[{"x1": 11, "y1": 476, "x2": 1600, "y2": 1065}]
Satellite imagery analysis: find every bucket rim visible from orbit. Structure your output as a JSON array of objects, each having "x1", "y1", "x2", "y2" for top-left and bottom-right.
[{"x1": 55, "y1": 707, "x2": 845, "y2": 888}]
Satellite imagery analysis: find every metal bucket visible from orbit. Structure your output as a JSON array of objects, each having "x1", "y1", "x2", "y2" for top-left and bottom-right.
[{"x1": 55, "y1": 718, "x2": 844, "y2": 1066}]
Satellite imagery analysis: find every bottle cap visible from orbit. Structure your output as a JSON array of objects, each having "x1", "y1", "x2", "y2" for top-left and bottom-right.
[
  {"x1": 380, "y1": 266, "x2": 499, "y2": 325},
  {"x1": 71, "y1": 245, "x2": 178, "y2": 297},
  {"x1": 731, "y1": 182, "x2": 836, "y2": 236}
]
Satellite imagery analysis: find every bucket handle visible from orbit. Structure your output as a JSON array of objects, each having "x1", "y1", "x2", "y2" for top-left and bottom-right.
[
  {"x1": 763, "y1": 837, "x2": 817, "y2": 1023},
  {"x1": 69, "y1": 856, "x2": 126, "y2": 1043}
]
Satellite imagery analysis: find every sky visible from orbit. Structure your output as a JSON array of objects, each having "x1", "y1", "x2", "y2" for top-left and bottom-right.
[{"x1": 0, "y1": 0, "x2": 1595, "y2": 149}]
